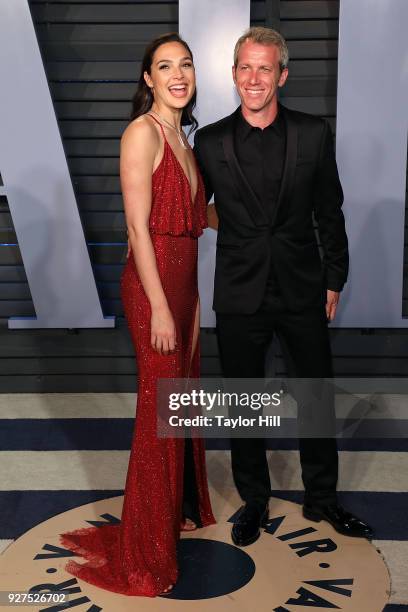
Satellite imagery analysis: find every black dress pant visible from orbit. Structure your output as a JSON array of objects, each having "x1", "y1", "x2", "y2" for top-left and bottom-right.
[{"x1": 216, "y1": 294, "x2": 338, "y2": 508}]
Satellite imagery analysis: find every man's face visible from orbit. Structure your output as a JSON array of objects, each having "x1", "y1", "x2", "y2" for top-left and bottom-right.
[{"x1": 232, "y1": 40, "x2": 288, "y2": 113}]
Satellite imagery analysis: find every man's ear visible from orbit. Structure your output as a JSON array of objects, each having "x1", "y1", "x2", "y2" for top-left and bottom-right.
[
  {"x1": 278, "y1": 67, "x2": 289, "y2": 88},
  {"x1": 232, "y1": 65, "x2": 237, "y2": 85}
]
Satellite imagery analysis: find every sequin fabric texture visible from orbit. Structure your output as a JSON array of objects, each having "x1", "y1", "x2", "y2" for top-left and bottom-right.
[{"x1": 59, "y1": 116, "x2": 216, "y2": 596}]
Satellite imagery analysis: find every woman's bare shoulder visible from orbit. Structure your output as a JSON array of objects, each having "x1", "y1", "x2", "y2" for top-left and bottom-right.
[{"x1": 121, "y1": 114, "x2": 160, "y2": 149}]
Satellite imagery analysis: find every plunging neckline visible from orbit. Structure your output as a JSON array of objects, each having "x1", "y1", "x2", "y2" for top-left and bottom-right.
[
  {"x1": 167, "y1": 140, "x2": 199, "y2": 203},
  {"x1": 160, "y1": 139, "x2": 198, "y2": 204},
  {"x1": 149, "y1": 113, "x2": 198, "y2": 203}
]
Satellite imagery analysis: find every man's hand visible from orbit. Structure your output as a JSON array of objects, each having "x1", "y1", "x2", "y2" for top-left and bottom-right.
[
  {"x1": 207, "y1": 204, "x2": 219, "y2": 230},
  {"x1": 326, "y1": 290, "x2": 340, "y2": 322}
]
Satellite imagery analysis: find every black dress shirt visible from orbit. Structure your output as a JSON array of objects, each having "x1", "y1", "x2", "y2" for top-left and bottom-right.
[
  {"x1": 234, "y1": 109, "x2": 286, "y2": 302},
  {"x1": 234, "y1": 108, "x2": 286, "y2": 222}
]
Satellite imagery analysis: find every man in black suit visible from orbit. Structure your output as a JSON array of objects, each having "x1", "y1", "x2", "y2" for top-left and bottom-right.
[{"x1": 194, "y1": 27, "x2": 373, "y2": 545}]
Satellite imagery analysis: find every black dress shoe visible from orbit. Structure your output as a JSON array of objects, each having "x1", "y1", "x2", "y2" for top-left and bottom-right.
[
  {"x1": 303, "y1": 503, "x2": 374, "y2": 539},
  {"x1": 231, "y1": 502, "x2": 269, "y2": 547}
]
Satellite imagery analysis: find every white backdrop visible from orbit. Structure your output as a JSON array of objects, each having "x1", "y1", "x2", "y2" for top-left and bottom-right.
[
  {"x1": 335, "y1": 0, "x2": 408, "y2": 327},
  {"x1": 0, "y1": 1, "x2": 114, "y2": 329}
]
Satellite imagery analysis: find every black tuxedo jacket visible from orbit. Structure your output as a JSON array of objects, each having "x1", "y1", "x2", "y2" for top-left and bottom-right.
[{"x1": 193, "y1": 104, "x2": 349, "y2": 314}]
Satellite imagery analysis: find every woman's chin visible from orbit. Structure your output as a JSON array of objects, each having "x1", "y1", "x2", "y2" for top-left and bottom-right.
[{"x1": 165, "y1": 91, "x2": 194, "y2": 109}]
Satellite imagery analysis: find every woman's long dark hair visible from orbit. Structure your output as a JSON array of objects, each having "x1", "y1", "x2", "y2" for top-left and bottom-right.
[{"x1": 130, "y1": 33, "x2": 198, "y2": 135}]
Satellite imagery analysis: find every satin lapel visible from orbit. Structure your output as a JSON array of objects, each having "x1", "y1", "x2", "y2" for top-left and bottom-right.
[
  {"x1": 221, "y1": 112, "x2": 269, "y2": 228},
  {"x1": 270, "y1": 106, "x2": 298, "y2": 227}
]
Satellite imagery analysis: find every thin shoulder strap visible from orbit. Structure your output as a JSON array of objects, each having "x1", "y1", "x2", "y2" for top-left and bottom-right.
[{"x1": 146, "y1": 112, "x2": 166, "y2": 140}]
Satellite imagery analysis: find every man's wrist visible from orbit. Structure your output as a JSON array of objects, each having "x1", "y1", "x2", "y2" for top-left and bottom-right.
[{"x1": 326, "y1": 282, "x2": 344, "y2": 293}]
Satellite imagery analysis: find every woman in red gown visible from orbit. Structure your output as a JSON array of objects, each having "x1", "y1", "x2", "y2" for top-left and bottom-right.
[{"x1": 60, "y1": 33, "x2": 216, "y2": 597}]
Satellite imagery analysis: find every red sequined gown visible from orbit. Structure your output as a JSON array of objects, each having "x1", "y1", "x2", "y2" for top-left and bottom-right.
[{"x1": 59, "y1": 116, "x2": 216, "y2": 596}]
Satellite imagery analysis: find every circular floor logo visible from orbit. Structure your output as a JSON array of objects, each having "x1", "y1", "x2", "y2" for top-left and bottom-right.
[{"x1": 0, "y1": 495, "x2": 389, "y2": 611}]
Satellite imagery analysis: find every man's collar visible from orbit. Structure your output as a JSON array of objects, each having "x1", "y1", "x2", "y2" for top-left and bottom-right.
[{"x1": 236, "y1": 106, "x2": 284, "y2": 140}]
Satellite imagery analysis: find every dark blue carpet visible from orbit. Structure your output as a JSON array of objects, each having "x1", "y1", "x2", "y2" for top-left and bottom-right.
[
  {"x1": 269, "y1": 491, "x2": 408, "y2": 541},
  {"x1": 1, "y1": 419, "x2": 407, "y2": 451},
  {"x1": 1, "y1": 490, "x2": 407, "y2": 542},
  {"x1": 0, "y1": 490, "x2": 123, "y2": 539}
]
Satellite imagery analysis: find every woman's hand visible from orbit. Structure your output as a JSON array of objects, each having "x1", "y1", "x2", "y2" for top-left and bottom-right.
[{"x1": 151, "y1": 305, "x2": 177, "y2": 355}]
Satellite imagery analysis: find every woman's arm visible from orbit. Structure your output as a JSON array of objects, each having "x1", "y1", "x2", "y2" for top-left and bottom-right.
[{"x1": 120, "y1": 118, "x2": 176, "y2": 355}]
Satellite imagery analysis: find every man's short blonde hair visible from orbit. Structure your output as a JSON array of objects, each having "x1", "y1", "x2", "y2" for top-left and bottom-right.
[{"x1": 233, "y1": 26, "x2": 289, "y2": 71}]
